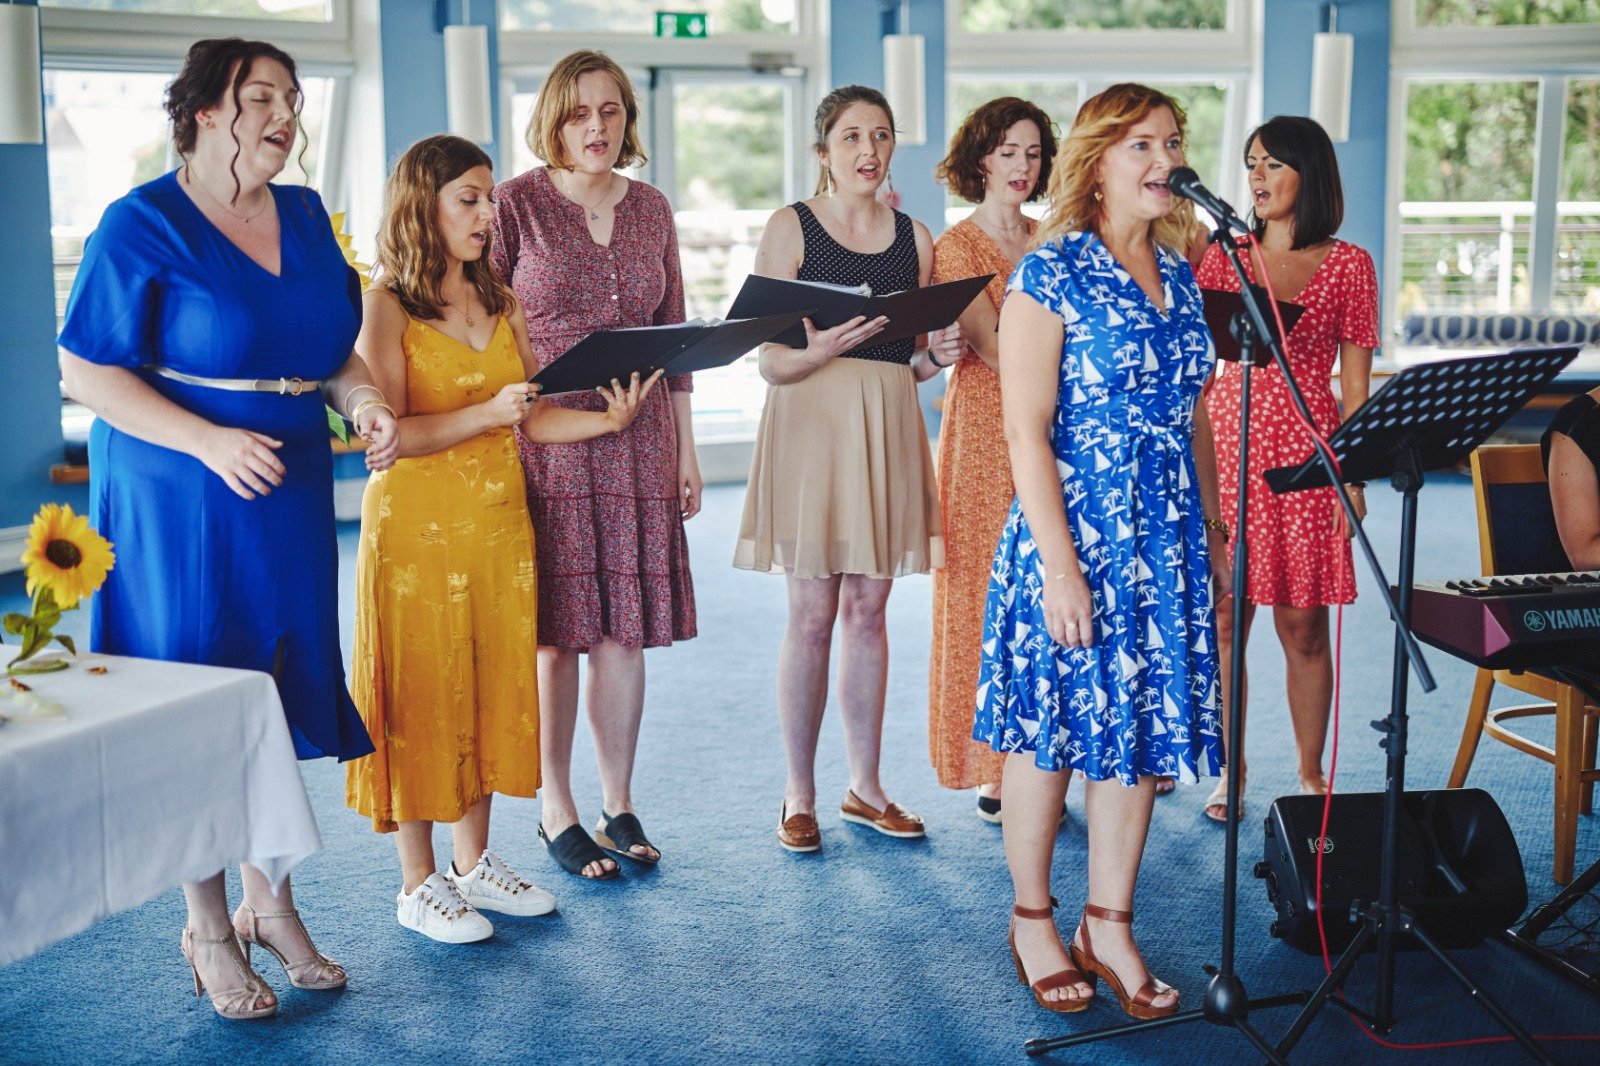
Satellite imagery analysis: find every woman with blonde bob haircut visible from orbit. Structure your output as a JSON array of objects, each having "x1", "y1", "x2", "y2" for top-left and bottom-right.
[
  {"x1": 349, "y1": 133, "x2": 658, "y2": 942},
  {"x1": 973, "y1": 83, "x2": 1228, "y2": 1017},
  {"x1": 493, "y1": 50, "x2": 700, "y2": 882}
]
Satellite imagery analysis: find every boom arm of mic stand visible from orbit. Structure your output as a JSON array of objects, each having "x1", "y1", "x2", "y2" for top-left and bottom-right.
[{"x1": 1209, "y1": 230, "x2": 1437, "y2": 692}]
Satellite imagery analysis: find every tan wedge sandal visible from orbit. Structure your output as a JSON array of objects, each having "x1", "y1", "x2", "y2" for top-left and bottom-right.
[
  {"x1": 1069, "y1": 903, "x2": 1179, "y2": 1020},
  {"x1": 181, "y1": 927, "x2": 276, "y2": 1020},
  {"x1": 233, "y1": 905, "x2": 347, "y2": 991},
  {"x1": 1008, "y1": 899, "x2": 1093, "y2": 1014}
]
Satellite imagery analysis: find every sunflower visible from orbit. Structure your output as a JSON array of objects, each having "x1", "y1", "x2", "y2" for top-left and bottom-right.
[
  {"x1": 329, "y1": 212, "x2": 372, "y2": 290},
  {"x1": 20, "y1": 503, "x2": 115, "y2": 610}
]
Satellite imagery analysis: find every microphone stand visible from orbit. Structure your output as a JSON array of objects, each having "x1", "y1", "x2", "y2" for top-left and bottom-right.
[{"x1": 1025, "y1": 214, "x2": 1434, "y2": 1061}]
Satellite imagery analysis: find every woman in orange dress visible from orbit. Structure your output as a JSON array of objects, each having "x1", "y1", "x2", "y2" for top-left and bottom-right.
[{"x1": 928, "y1": 98, "x2": 1057, "y2": 821}]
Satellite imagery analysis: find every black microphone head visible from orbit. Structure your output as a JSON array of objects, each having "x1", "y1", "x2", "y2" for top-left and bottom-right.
[{"x1": 1167, "y1": 166, "x2": 1204, "y2": 197}]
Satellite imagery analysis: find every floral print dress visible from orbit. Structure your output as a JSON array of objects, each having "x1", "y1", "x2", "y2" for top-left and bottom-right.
[{"x1": 973, "y1": 232, "x2": 1224, "y2": 785}]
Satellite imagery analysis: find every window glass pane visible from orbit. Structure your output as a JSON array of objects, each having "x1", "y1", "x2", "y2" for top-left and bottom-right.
[
  {"x1": 1558, "y1": 77, "x2": 1600, "y2": 312},
  {"x1": 501, "y1": 0, "x2": 791, "y2": 33},
  {"x1": 1399, "y1": 79, "x2": 1538, "y2": 316},
  {"x1": 40, "y1": 0, "x2": 330, "y2": 21},
  {"x1": 1414, "y1": 0, "x2": 1600, "y2": 29},
  {"x1": 46, "y1": 68, "x2": 333, "y2": 327},
  {"x1": 960, "y1": 0, "x2": 1228, "y2": 32}
]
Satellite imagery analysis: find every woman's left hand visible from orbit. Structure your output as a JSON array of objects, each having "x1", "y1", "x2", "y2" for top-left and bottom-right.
[
  {"x1": 678, "y1": 449, "x2": 704, "y2": 521},
  {"x1": 1340, "y1": 486, "x2": 1367, "y2": 539},
  {"x1": 358, "y1": 405, "x2": 400, "y2": 471}
]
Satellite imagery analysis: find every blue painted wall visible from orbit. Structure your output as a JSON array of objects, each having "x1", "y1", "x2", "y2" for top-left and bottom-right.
[
  {"x1": 380, "y1": 0, "x2": 500, "y2": 167},
  {"x1": 0, "y1": 0, "x2": 85, "y2": 528},
  {"x1": 1261, "y1": 0, "x2": 1390, "y2": 321}
]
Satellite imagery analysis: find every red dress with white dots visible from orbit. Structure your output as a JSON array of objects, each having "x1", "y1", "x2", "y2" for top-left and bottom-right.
[{"x1": 1197, "y1": 238, "x2": 1380, "y2": 608}]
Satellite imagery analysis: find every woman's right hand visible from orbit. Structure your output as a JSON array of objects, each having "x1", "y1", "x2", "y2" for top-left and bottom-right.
[
  {"x1": 803, "y1": 314, "x2": 889, "y2": 363},
  {"x1": 196, "y1": 425, "x2": 285, "y2": 501},
  {"x1": 1042, "y1": 567, "x2": 1095, "y2": 649},
  {"x1": 483, "y1": 382, "x2": 538, "y2": 428}
]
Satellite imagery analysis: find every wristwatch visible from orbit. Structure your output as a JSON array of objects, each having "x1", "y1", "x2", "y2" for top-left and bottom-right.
[{"x1": 1203, "y1": 517, "x2": 1231, "y2": 542}]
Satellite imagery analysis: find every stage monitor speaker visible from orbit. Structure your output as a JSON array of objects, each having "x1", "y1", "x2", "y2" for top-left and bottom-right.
[{"x1": 1254, "y1": 788, "x2": 1527, "y2": 955}]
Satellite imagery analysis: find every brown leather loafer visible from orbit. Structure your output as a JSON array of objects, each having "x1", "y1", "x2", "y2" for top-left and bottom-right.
[
  {"x1": 840, "y1": 789, "x2": 926, "y2": 838},
  {"x1": 777, "y1": 803, "x2": 821, "y2": 853}
]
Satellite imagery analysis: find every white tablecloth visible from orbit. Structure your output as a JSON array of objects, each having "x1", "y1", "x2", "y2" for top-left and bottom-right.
[{"x1": 0, "y1": 654, "x2": 322, "y2": 966}]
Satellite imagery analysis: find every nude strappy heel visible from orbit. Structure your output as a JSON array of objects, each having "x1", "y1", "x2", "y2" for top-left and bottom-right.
[
  {"x1": 181, "y1": 927, "x2": 276, "y2": 1020},
  {"x1": 1070, "y1": 903, "x2": 1179, "y2": 1020},
  {"x1": 233, "y1": 905, "x2": 347, "y2": 990},
  {"x1": 1008, "y1": 897, "x2": 1093, "y2": 1014}
]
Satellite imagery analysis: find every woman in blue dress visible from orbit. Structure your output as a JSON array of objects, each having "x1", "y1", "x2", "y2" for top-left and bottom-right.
[
  {"x1": 58, "y1": 40, "x2": 399, "y2": 1020},
  {"x1": 975, "y1": 84, "x2": 1228, "y2": 1019}
]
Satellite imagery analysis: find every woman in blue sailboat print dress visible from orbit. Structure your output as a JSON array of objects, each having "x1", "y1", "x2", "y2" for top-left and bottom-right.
[{"x1": 975, "y1": 84, "x2": 1228, "y2": 1020}]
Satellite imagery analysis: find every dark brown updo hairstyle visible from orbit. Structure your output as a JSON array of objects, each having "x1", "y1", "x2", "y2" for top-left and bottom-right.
[
  {"x1": 164, "y1": 37, "x2": 304, "y2": 206},
  {"x1": 1245, "y1": 115, "x2": 1344, "y2": 249},
  {"x1": 373, "y1": 134, "x2": 513, "y2": 324},
  {"x1": 812, "y1": 85, "x2": 895, "y2": 195},
  {"x1": 936, "y1": 96, "x2": 1058, "y2": 205}
]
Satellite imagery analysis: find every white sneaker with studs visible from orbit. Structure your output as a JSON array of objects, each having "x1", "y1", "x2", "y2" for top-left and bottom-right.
[
  {"x1": 446, "y1": 850, "x2": 557, "y2": 917},
  {"x1": 396, "y1": 872, "x2": 494, "y2": 943}
]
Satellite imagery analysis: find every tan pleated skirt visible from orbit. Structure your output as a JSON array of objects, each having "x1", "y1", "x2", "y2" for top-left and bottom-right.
[{"x1": 734, "y1": 356, "x2": 944, "y2": 579}]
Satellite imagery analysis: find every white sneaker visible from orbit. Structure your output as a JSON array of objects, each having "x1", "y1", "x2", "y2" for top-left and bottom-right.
[
  {"x1": 396, "y1": 872, "x2": 494, "y2": 943},
  {"x1": 446, "y1": 850, "x2": 557, "y2": 917}
]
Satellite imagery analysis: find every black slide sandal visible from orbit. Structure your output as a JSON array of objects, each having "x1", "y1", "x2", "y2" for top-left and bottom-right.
[
  {"x1": 539, "y1": 824, "x2": 620, "y2": 879},
  {"x1": 594, "y1": 811, "x2": 660, "y2": 865}
]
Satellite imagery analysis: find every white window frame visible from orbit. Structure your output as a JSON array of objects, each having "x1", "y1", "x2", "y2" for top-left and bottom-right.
[
  {"x1": 39, "y1": 1, "x2": 354, "y2": 67},
  {"x1": 1385, "y1": 1, "x2": 1600, "y2": 335}
]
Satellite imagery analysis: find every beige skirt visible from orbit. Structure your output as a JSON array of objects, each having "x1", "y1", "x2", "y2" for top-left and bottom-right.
[{"x1": 734, "y1": 356, "x2": 944, "y2": 579}]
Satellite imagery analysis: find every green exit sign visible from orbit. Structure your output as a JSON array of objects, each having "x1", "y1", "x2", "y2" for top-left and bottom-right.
[{"x1": 655, "y1": 11, "x2": 708, "y2": 38}]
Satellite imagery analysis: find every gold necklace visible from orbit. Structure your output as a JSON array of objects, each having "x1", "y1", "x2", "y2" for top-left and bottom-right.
[
  {"x1": 560, "y1": 170, "x2": 615, "y2": 221},
  {"x1": 184, "y1": 165, "x2": 269, "y2": 224},
  {"x1": 447, "y1": 297, "x2": 476, "y2": 327}
]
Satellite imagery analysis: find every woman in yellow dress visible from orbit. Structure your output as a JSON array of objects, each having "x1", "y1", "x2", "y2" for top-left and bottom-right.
[{"x1": 346, "y1": 135, "x2": 658, "y2": 943}]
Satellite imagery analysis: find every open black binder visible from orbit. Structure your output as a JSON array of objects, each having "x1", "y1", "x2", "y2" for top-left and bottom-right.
[
  {"x1": 530, "y1": 310, "x2": 809, "y2": 395},
  {"x1": 725, "y1": 273, "x2": 993, "y2": 352},
  {"x1": 1201, "y1": 286, "x2": 1304, "y2": 365}
]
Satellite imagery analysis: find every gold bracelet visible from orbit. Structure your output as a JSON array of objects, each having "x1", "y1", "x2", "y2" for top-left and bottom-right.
[
  {"x1": 350, "y1": 399, "x2": 394, "y2": 423},
  {"x1": 342, "y1": 384, "x2": 382, "y2": 415},
  {"x1": 1203, "y1": 517, "x2": 1231, "y2": 542}
]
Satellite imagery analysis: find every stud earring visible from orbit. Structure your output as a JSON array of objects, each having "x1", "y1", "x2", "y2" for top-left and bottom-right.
[{"x1": 1093, "y1": 188, "x2": 1103, "y2": 203}]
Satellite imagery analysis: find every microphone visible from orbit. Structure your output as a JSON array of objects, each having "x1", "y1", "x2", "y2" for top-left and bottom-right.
[{"x1": 1167, "y1": 166, "x2": 1250, "y2": 234}]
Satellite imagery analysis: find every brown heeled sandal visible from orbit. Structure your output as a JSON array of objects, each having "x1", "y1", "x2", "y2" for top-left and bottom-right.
[
  {"x1": 1069, "y1": 903, "x2": 1179, "y2": 1020},
  {"x1": 1008, "y1": 897, "x2": 1093, "y2": 1014}
]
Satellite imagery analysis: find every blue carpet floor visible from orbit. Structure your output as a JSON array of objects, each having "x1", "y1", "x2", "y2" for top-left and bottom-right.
[{"x1": 3, "y1": 474, "x2": 1600, "y2": 1064}]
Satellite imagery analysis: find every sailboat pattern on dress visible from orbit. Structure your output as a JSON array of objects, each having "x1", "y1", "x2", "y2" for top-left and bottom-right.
[{"x1": 973, "y1": 231, "x2": 1224, "y2": 785}]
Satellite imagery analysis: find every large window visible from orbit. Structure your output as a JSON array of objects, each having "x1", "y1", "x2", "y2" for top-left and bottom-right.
[
  {"x1": 1414, "y1": 0, "x2": 1599, "y2": 29},
  {"x1": 501, "y1": 0, "x2": 792, "y2": 34},
  {"x1": 959, "y1": 0, "x2": 1229, "y2": 32},
  {"x1": 1559, "y1": 77, "x2": 1600, "y2": 312},
  {"x1": 41, "y1": 0, "x2": 330, "y2": 19}
]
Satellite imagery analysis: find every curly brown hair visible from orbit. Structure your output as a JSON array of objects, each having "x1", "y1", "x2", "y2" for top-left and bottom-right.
[
  {"x1": 936, "y1": 97, "x2": 1058, "y2": 205},
  {"x1": 373, "y1": 135, "x2": 514, "y2": 323},
  {"x1": 525, "y1": 50, "x2": 648, "y2": 172},
  {"x1": 164, "y1": 38, "x2": 305, "y2": 207},
  {"x1": 1035, "y1": 83, "x2": 1197, "y2": 254}
]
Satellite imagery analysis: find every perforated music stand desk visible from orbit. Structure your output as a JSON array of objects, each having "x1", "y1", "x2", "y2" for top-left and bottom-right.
[{"x1": 1262, "y1": 345, "x2": 1581, "y2": 1063}]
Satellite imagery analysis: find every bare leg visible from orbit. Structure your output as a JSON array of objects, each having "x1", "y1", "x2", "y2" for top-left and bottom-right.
[
  {"x1": 451, "y1": 796, "x2": 492, "y2": 874},
  {"x1": 1002, "y1": 755, "x2": 1089, "y2": 1006},
  {"x1": 1208, "y1": 599, "x2": 1257, "y2": 817},
  {"x1": 1074, "y1": 776, "x2": 1178, "y2": 1010},
  {"x1": 586, "y1": 638, "x2": 656, "y2": 860},
  {"x1": 778, "y1": 574, "x2": 842, "y2": 816},
  {"x1": 184, "y1": 872, "x2": 275, "y2": 1012},
  {"x1": 395, "y1": 821, "x2": 437, "y2": 893},
  {"x1": 977, "y1": 781, "x2": 1002, "y2": 800},
  {"x1": 236, "y1": 865, "x2": 340, "y2": 977},
  {"x1": 1274, "y1": 605, "x2": 1333, "y2": 794},
  {"x1": 836, "y1": 574, "x2": 895, "y2": 810},
  {"x1": 537, "y1": 645, "x2": 614, "y2": 878}
]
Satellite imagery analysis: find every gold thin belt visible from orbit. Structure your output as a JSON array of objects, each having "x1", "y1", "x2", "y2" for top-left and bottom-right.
[{"x1": 149, "y1": 366, "x2": 321, "y2": 396}]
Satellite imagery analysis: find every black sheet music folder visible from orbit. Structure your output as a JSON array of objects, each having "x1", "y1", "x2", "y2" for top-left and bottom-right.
[
  {"x1": 725, "y1": 273, "x2": 993, "y2": 353},
  {"x1": 530, "y1": 310, "x2": 809, "y2": 395},
  {"x1": 1200, "y1": 286, "x2": 1304, "y2": 366},
  {"x1": 1263, "y1": 346, "x2": 1582, "y2": 494}
]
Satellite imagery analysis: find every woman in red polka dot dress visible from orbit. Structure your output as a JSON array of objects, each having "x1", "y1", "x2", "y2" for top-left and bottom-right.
[{"x1": 1195, "y1": 115, "x2": 1379, "y2": 821}]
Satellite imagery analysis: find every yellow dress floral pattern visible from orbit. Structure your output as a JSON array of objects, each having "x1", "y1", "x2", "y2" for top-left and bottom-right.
[{"x1": 347, "y1": 316, "x2": 540, "y2": 832}]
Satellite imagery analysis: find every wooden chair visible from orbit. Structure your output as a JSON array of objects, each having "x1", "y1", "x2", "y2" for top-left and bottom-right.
[{"x1": 1447, "y1": 444, "x2": 1600, "y2": 884}]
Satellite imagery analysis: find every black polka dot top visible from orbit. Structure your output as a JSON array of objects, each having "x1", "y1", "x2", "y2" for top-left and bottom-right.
[{"x1": 793, "y1": 201, "x2": 918, "y2": 365}]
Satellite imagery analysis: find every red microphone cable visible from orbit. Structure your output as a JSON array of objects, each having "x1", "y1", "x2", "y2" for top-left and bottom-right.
[{"x1": 1242, "y1": 231, "x2": 1600, "y2": 1053}]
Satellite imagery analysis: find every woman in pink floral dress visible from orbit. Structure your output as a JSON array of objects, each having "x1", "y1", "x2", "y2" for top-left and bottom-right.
[{"x1": 492, "y1": 50, "x2": 698, "y2": 880}]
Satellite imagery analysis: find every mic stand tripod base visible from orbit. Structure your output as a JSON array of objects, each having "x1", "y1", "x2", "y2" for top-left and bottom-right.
[{"x1": 1021, "y1": 978, "x2": 1308, "y2": 1060}]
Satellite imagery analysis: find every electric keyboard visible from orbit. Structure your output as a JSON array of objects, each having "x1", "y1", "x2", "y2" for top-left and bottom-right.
[{"x1": 1406, "y1": 571, "x2": 1600, "y2": 670}]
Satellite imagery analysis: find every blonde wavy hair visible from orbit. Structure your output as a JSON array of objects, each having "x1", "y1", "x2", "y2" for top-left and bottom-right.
[
  {"x1": 525, "y1": 50, "x2": 647, "y2": 171},
  {"x1": 372, "y1": 134, "x2": 513, "y2": 322},
  {"x1": 1035, "y1": 83, "x2": 1197, "y2": 253}
]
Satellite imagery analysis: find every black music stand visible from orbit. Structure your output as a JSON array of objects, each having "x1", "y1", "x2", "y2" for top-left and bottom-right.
[{"x1": 1264, "y1": 345, "x2": 1581, "y2": 1064}]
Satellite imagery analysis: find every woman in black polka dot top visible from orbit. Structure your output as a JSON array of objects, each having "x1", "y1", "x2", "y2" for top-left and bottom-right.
[{"x1": 734, "y1": 84, "x2": 963, "y2": 854}]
